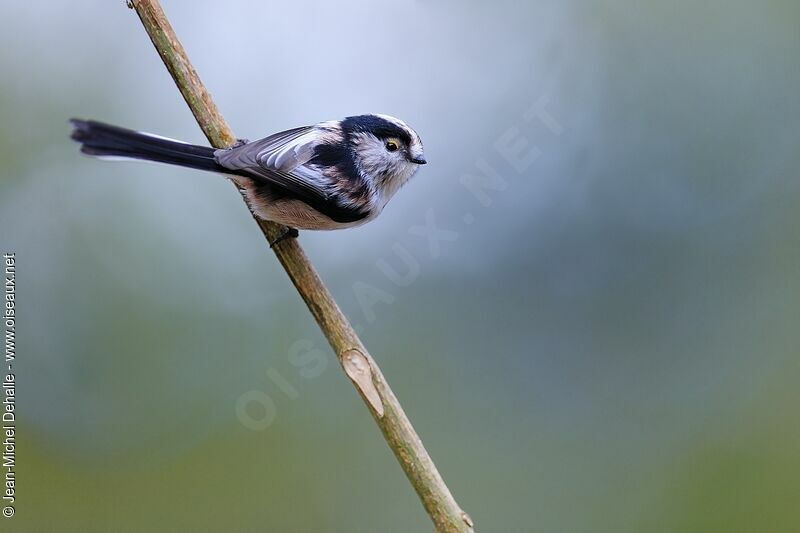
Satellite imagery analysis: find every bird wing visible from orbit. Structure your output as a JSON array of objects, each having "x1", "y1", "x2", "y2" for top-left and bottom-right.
[
  {"x1": 215, "y1": 126, "x2": 371, "y2": 224},
  {"x1": 215, "y1": 126, "x2": 317, "y2": 172}
]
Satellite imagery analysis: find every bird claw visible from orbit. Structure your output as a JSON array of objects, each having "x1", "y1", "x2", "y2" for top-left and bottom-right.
[{"x1": 269, "y1": 227, "x2": 299, "y2": 248}]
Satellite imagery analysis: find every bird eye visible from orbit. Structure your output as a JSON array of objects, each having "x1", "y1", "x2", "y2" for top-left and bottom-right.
[{"x1": 385, "y1": 140, "x2": 399, "y2": 152}]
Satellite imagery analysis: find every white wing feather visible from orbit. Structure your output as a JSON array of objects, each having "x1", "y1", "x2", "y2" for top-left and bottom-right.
[
  {"x1": 214, "y1": 126, "x2": 315, "y2": 171},
  {"x1": 260, "y1": 131, "x2": 319, "y2": 171}
]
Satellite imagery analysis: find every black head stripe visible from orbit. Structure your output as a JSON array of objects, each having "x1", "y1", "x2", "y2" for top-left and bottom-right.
[{"x1": 342, "y1": 115, "x2": 413, "y2": 145}]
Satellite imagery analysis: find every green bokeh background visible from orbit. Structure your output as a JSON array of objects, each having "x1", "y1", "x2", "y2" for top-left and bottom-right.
[{"x1": 1, "y1": 1, "x2": 799, "y2": 531}]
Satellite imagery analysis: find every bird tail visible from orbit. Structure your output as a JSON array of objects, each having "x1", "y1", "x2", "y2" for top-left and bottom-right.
[{"x1": 69, "y1": 119, "x2": 225, "y2": 173}]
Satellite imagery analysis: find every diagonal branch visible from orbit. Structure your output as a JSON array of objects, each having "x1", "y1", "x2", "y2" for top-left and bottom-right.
[{"x1": 128, "y1": 1, "x2": 474, "y2": 531}]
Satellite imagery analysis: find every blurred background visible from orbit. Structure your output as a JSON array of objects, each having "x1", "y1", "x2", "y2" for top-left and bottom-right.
[{"x1": 1, "y1": 0, "x2": 799, "y2": 531}]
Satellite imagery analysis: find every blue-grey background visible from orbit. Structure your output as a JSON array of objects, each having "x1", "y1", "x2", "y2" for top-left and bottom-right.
[{"x1": 1, "y1": 0, "x2": 799, "y2": 531}]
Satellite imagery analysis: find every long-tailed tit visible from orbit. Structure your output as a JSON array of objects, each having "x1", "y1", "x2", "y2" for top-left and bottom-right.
[{"x1": 70, "y1": 114, "x2": 426, "y2": 244}]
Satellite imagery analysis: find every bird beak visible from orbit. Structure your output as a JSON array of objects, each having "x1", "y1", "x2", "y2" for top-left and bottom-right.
[{"x1": 409, "y1": 155, "x2": 427, "y2": 165}]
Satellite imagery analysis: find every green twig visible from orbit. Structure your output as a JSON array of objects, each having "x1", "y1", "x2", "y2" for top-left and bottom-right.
[{"x1": 128, "y1": 1, "x2": 474, "y2": 531}]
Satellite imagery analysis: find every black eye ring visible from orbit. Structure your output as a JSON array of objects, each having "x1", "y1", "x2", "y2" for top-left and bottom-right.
[{"x1": 385, "y1": 141, "x2": 399, "y2": 152}]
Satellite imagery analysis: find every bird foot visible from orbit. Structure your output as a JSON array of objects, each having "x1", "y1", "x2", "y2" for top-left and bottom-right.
[{"x1": 269, "y1": 227, "x2": 299, "y2": 248}]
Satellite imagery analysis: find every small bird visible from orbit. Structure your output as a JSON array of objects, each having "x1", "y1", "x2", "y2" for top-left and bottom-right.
[{"x1": 70, "y1": 114, "x2": 426, "y2": 245}]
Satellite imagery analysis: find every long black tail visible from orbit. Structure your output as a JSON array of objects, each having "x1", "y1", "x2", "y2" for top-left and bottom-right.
[{"x1": 70, "y1": 119, "x2": 227, "y2": 173}]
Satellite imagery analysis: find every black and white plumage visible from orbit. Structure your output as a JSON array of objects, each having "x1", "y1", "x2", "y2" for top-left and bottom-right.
[{"x1": 69, "y1": 114, "x2": 426, "y2": 232}]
